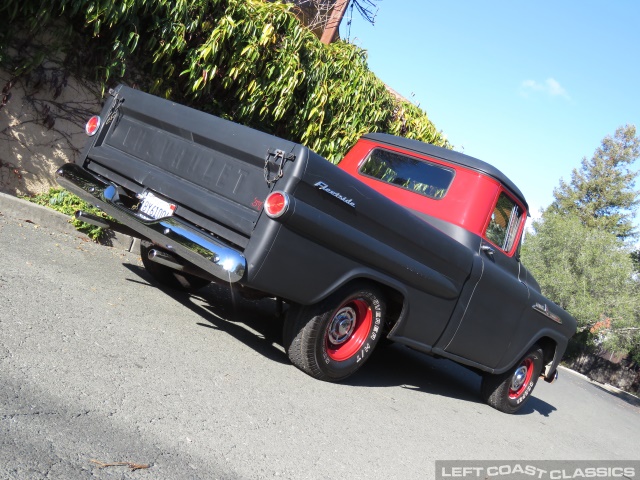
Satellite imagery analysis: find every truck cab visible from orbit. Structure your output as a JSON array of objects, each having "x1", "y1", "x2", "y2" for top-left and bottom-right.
[
  {"x1": 338, "y1": 133, "x2": 528, "y2": 261},
  {"x1": 337, "y1": 134, "x2": 566, "y2": 397}
]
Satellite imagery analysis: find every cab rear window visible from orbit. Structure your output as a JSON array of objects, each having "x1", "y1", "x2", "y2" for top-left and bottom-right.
[{"x1": 359, "y1": 149, "x2": 455, "y2": 199}]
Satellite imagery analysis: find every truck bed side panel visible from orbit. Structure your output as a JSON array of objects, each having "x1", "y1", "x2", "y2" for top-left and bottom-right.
[{"x1": 248, "y1": 150, "x2": 476, "y2": 345}]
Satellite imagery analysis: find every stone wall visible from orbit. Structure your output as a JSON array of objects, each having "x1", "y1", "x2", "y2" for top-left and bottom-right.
[{"x1": 0, "y1": 60, "x2": 100, "y2": 196}]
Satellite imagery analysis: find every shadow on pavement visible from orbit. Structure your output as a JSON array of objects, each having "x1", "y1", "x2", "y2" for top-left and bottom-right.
[
  {"x1": 519, "y1": 396, "x2": 557, "y2": 417},
  {"x1": 122, "y1": 262, "x2": 559, "y2": 415},
  {"x1": 122, "y1": 263, "x2": 289, "y2": 366},
  {"x1": 347, "y1": 343, "x2": 482, "y2": 405}
]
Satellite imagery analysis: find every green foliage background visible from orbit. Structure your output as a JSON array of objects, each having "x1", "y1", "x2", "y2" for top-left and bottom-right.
[
  {"x1": 0, "y1": 0, "x2": 449, "y2": 163},
  {"x1": 550, "y1": 125, "x2": 640, "y2": 240},
  {"x1": 25, "y1": 188, "x2": 110, "y2": 241},
  {"x1": 521, "y1": 126, "x2": 640, "y2": 363},
  {"x1": 522, "y1": 214, "x2": 638, "y2": 326}
]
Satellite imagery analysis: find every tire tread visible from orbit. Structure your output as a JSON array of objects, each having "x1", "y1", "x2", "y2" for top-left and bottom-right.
[
  {"x1": 283, "y1": 282, "x2": 385, "y2": 382},
  {"x1": 481, "y1": 344, "x2": 544, "y2": 414}
]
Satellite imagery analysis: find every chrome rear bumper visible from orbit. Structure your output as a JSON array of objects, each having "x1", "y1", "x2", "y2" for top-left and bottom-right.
[{"x1": 56, "y1": 163, "x2": 246, "y2": 283}]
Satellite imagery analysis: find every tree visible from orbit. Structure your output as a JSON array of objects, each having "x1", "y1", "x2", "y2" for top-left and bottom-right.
[
  {"x1": 524, "y1": 126, "x2": 640, "y2": 362},
  {"x1": 522, "y1": 212, "x2": 638, "y2": 329},
  {"x1": 521, "y1": 211, "x2": 640, "y2": 359},
  {"x1": 550, "y1": 124, "x2": 640, "y2": 240}
]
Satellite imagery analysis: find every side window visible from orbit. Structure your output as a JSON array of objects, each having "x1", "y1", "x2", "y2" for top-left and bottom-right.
[
  {"x1": 485, "y1": 192, "x2": 523, "y2": 252},
  {"x1": 359, "y1": 148, "x2": 455, "y2": 199}
]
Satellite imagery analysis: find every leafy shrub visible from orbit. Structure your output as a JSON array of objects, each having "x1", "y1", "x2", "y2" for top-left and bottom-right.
[
  {"x1": 1, "y1": 0, "x2": 450, "y2": 163},
  {"x1": 24, "y1": 188, "x2": 110, "y2": 241}
]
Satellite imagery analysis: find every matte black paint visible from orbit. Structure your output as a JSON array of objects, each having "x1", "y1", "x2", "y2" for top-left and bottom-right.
[{"x1": 59, "y1": 85, "x2": 576, "y2": 378}]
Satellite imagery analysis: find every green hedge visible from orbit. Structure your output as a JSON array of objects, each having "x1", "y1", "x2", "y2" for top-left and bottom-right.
[{"x1": 1, "y1": 0, "x2": 449, "y2": 162}]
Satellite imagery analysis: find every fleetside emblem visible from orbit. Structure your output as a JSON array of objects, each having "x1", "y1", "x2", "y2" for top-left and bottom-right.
[
  {"x1": 532, "y1": 303, "x2": 562, "y2": 324},
  {"x1": 314, "y1": 181, "x2": 356, "y2": 208}
]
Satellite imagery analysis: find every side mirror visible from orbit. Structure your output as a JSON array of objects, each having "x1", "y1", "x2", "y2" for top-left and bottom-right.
[{"x1": 481, "y1": 244, "x2": 495, "y2": 257}]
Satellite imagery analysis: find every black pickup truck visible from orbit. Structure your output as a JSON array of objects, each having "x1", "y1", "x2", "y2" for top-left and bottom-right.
[{"x1": 57, "y1": 85, "x2": 576, "y2": 413}]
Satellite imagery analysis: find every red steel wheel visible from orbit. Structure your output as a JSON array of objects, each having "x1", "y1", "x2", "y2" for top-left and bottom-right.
[
  {"x1": 481, "y1": 344, "x2": 544, "y2": 414},
  {"x1": 508, "y1": 357, "x2": 534, "y2": 399},
  {"x1": 284, "y1": 282, "x2": 386, "y2": 382},
  {"x1": 325, "y1": 299, "x2": 373, "y2": 362}
]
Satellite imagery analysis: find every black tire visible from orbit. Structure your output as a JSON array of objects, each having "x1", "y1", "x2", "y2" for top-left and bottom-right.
[
  {"x1": 284, "y1": 282, "x2": 386, "y2": 382},
  {"x1": 140, "y1": 242, "x2": 210, "y2": 292},
  {"x1": 481, "y1": 344, "x2": 544, "y2": 414}
]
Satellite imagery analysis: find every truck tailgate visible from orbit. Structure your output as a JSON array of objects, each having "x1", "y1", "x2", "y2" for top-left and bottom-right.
[{"x1": 83, "y1": 85, "x2": 302, "y2": 238}]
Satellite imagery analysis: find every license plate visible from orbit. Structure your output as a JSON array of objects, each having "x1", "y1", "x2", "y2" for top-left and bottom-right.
[{"x1": 139, "y1": 192, "x2": 176, "y2": 220}]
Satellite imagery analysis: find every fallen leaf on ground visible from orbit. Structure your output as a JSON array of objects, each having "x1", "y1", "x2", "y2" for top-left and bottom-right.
[{"x1": 90, "y1": 459, "x2": 151, "y2": 471}]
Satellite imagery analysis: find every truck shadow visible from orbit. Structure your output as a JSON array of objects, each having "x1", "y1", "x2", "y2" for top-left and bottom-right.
[
  {"x1": 124, "y1": 263, "x2": 557, "y2": 416},
  {"x1": 123, "y1": 264, "x2": 289, "y2": 366},
  {"x1": 353, "y1": 344, "x2": 483, "y2": 403},
  {"x1": 354, "y1": 346, "x2": 558, "y2": 416}
]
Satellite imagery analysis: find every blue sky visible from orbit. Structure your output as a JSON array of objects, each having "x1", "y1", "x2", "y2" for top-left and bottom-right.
[{"x1": 340, "y1": 1, "x2": 640, "y2": 219}]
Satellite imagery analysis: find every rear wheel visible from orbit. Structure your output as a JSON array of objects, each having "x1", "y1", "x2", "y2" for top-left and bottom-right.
[
  {"x1": 481, "y1": 344, "x2": 544, "y2": 414},
  {"x1": 284, "y1": 283, "x2": 386, "y2": 382},
  {"x1": 140, "y1": 242, "x2": 210, "y2": 292}
]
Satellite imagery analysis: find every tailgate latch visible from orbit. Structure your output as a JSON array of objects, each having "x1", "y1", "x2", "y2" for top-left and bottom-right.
[
  {"x1": 105, "y1": 88, "x2": 125, "y2": 125},
  {"x1": 264, "y1": 148, "x2": 295, "y2": 185}
]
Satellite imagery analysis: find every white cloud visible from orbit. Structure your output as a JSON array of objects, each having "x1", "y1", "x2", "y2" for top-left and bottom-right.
[
  {"x1": 521, "y1": 79, "x2": 540, "y2": 91},
  {"x1": 520, "y1": 78, "x2": 570, "y2": 100}
]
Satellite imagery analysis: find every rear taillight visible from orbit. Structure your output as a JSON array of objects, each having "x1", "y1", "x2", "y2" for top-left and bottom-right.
[
  {"x1": 85, "y1": 115, "x2": 101, "y2": 136},
  {"x1": 264, "y1": 191, "x2": 289, "y2": 218}
]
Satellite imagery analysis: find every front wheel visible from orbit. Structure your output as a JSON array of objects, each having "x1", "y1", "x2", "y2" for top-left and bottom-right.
[
  {"x1": 284, "y1": 282, "x2": 386, "y2": 382},
  {"x1": 481, "y1": 344, "x2": 544, "y2": 414}
]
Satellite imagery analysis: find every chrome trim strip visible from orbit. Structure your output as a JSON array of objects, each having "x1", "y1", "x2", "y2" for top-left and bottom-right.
[
  {"x1": 56, "y1": 163, "x2": 246, "y2": 283},
  {"x1": 532, "y1": 302, "x2": 562, "y2": 324}
]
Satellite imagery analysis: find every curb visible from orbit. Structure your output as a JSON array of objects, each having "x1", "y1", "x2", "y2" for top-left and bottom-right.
[
  {"x1": 559, "y1": 365, "x2": 640, "y2": 406},
  {"x1": 558, "y1": 365, "x2": 589, "y2": 381},
  {"x1": 0, "y1": 191, "x2": 140, "y2": 254}
]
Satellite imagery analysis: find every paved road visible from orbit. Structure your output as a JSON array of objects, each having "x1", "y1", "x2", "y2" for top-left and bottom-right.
[{"x1": 0, "y1": 210, "x2": 638, "y2": 479}]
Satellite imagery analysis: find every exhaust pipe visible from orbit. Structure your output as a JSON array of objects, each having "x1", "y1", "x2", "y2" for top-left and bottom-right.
[
  {"x1": 75, "y1": 210, "x2": 111, "y2": 229},
  {"x1": 147, "y1": 248, "x2": 186, "y2": 270},
  {"x1": 75, "y1": 210, "x2": 144, "y2": 239},
  {"x1": 147, "y1": 246, "x2": 275, "y2": 302},
  {"x1": 542, "y1": 368, "x2": 559, "y2": 384},
  {"x1": 147, "y1": 248, "x2": 218, "y2": 283}
]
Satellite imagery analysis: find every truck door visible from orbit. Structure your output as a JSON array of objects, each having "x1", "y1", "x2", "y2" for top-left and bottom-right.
[{"x1": 441, "y1": 191, "x2": 530, "y2": 368}]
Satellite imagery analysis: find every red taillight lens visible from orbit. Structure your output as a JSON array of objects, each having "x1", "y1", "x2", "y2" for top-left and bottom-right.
[
  {"x1": 264, "y1": 191, "x2": 289, "y2": 218},
  {"x1": 85, "y1": 115, "x2": 101, "y2": 136}
]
